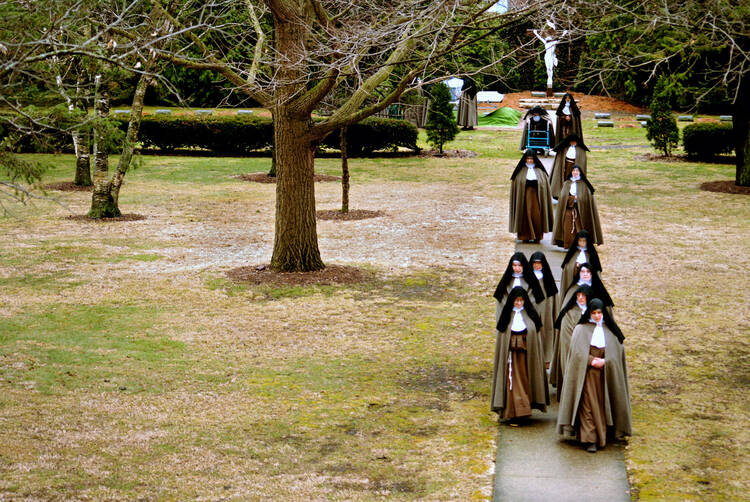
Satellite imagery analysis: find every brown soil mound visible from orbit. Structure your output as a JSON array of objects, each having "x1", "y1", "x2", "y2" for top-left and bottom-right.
[
  {"x1": 226, "y1": 264, "x2": 370, "y2": 286},
  {"x1": 66, "y1": 214, "x2": 147, "y2": 222},
  {"x1": 501, "y1": 91, "x2": 647, "y2": 115},
  {"x1": 419, "y1": 149, "x2": 477, "y2": 158},
  {"x1": 45, "y1": 182, "x2": 91, "y2": 192},
  {"x1": 236, "y1": 173, "x2": 341, "y2": 183},
  {"x1": 700, "y1": 181, "x2": 750, "y2": 195},
  {"x1": 317, "y1": 209, "x2": 385, "y2": 221}
]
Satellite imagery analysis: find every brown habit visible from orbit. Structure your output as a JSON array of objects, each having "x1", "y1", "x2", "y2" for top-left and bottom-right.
[
  {"x1": 457, "y1": 91, "x2": 478, "y2": 128},
  {"x1": 537, "y1": 291, "x2": 559, "y2": 364},
  {"x1": 491, "y1": 309, "x2": 549, "y2": 416},
  {"x1": 555, "y1": 114, "x2": 583, "y2": 142},
  {"x1": 549, "y1": 306, "x2": 583, "y2": 390},
  {"x1": 553, "y1": 180, "x2": 603, "y2": 247},
  {"x1": 556, "y1": 324, "x2": 632, "y2": 442},
  {"x1": 509, "y1": 166, "x2": 554, "y2": 237}
]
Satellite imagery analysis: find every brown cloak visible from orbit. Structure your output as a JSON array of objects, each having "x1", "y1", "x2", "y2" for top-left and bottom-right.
[
  {"x1": 549, "y1": 305, "x2": 583, "y2": 390},
  {"x1": 550, "y1": 147, "x2": 588, "y2": 198},
  {"x1": 491, "y1": 309, "x2": 549, "y2": 414},
  {"x1": 553, "y1": 179, "x2": 603, "y2": 247},
  {"x1": 536, "y1": 289, "x2": 559, "y2": 364},
  {"x1": 457, "y1": 91, "x2": 478, "y2": 128},
  {"x1": 509, "y1": 166, "x2": 554, "y2": 236},
  {"x1": 556, "y1": 324, "x2": 632, "y2": 441},
  {"x1": 555, "y1": 113, "x2": 583, "y2": 142}
]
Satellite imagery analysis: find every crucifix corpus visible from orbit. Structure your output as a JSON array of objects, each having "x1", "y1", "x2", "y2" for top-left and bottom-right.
[{"x1": 528, "y1": 21, "x2": 568, "y2": 97}]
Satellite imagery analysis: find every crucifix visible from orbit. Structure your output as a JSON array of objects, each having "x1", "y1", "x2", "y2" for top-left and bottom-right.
[{"x1": 528, "y1": 21, "x2": 568, "y2": 97}]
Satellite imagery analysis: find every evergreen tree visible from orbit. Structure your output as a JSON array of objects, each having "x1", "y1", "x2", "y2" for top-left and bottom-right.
[
  {"x1": 425, "y1": 82, "x2": 460, "y2": 154},
  {"x1": 646, "y1": 77, "x2": 680, "y2": 157}
]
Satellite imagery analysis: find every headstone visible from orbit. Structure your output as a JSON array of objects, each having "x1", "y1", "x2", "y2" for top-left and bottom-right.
[
  {"x1": 196, "y1": 109, "x2": 212, "y2": 115},
  {"x1": 531, "y1": 91, "x2": 546, "y2": 98},
  {"x1": 114, "y1": 110, "x2": 130, "y2": 115},
  {"x1": 640, "y1": 121, "x2": 648, "y2": 127},
  {"x1": 636, "y1": 114, "x2": 651, "y2": 120},
  {"x1": 720, "y1": 115, "x2": 733, "y2": 122},
  {"x1": 553, "y1": 92, "x2": 566, "y2": 97},
  {"x1": 597, "y1": 121, "x2": 614, "y2": 128},
  {"x1": 155, "y1": 109, "x2": 171, "y2": 115},
  {"x1": 237, "y1": 110, "x2": 254, "y2": 115},
  {"x1": 594, "y1": 112, "x2": 611, "y2": 119},
  {"x1": 677, "y1": 115, "x2": 694, "y2": 122}
]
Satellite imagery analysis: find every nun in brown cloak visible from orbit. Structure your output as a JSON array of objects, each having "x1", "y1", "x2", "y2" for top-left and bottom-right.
[
  {"x1": 560, "y1": 229, "x2": 602, "y2": 296},
  {"x1": 493, "y1": 252, "x2": 546, "y2": 307},
  {"x1": 549, "y1": 134, "x2": 589, "y2": 198},
  {"x1": 557, "y1": 262, "x2": 614, "y2": 316},
  {"x1": 556, "y1": 298, "x2": 631, "y2": 452},
  {"x1": 555, "y1": 93, "x2": 583, "y2": 141},
  {"x1": 549, "y1": 285, "x2": 591, "y2": 391},
  {"x1": 491, "y1": 287, "x2": 549, "y2": 421},
  {"x1": 509, "y1": 150, "x2": 554, "y2": 243},
  {"x1": 552, "y1": 166, "x2": 603, "y2": 249},
  {"x1": 529, "y1": 251, "x2": 559, "y2": 366},
  {"x1": 456, "y1": 77, "x2": 478, "y2": 130},
  {"x1": 519, "y1": 106, "x2": 555, "y2": 151}
]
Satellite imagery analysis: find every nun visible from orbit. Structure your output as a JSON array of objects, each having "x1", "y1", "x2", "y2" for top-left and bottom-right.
[
  {"x1": 549, "y1": 133, "x2": 589, "y2": 198},
  {"x1": 557, "y1": 262, "x2": 614, "y2": 316},
  {"x1": 509, "y1": 150, "x2": 554, "y2": 243},
  {"x1": 529, "y1": 251, "x2": 559, "y2": 366},
  {"x1": 555, "y1": 93, "x2": 583, "y2": 141},
  {"x1": 493, "y1": 252, "x2": 546, "y2": 307},
  {"x1": 519, "y1": 105, "x2": 555, "y2": 151},
  {"x1": 549, "y1": 285, "x2": 591, "y2": 391},
  {"x1": 560, "y1": 230, "x2": 602, "y2": 296},
  {"x1": 457, "y1": 77, "x2": 478, "y2": 130},
  {"x1": 491, "y1": 287, "x2": 549, "y2": 421},
  {"x1": 556, "y1": 298, "x2": 631, "y2": 452},
  {"x1": 552, "y1": 165, "x2": 603, "y2": 249}
]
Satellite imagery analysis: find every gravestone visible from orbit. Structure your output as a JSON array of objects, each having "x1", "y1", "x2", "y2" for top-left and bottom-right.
[
  {"x1": 237, "y1": 110, "x2": 254, "y2": 115},
  {"x1": 678, "y1": 115, "x2": 694, "y2": 122},
  {"x1": 594, "y1": 112, "x2": 611, "y2": 119},
  {"x1": 155, "y1": 109, "x2": 171, "y2": 115},
  {"x1": 720, "y1": 115, "x2": 733, "y2": 122},
  {"x1": 640, "y1": 121, "x2": 648, "y2": 127},
  {"x1": 531, "y1": 91, "x2": 546, "y2": 98},
  {"x1": 636, "y1": 114, "x2": 651, "y2": 120},
  {"x1": 196, "y1": 110, "x2": 212, "y2": 115},
  {"x1": 597, "y1": 121, "x2": 614, "y2": 127},
  {"x1": 114, "y1": 110, "x2": 130, "y2": 115}
]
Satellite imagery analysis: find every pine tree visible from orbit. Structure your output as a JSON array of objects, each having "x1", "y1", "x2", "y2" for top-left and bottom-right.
[
  {"x1": 425, "y1": 82, "x2": 460, "y2": 154},
  {"x1": 646, "y1": 77, "x2": 680, "y2": 157}
]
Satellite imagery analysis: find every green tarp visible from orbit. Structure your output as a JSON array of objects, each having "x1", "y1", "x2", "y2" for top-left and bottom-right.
[{"x1": 478, "y1": 107, "x2": 522, "y2": 127}]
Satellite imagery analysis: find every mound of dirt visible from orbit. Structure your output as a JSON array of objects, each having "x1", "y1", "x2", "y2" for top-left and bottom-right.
[
  {"x1": 66, "y1": 214, "x2": 147, "y2": 222},
  {"x1": 45, "y1": 182, "x2": 91, "y2": 192},
  {"x1": 317, "y1": 209, "x2": 385, "y2": 221},
  {"x1": 501, "y1": 91, "x2": 647, "y2": 115},
  {"x1": 236, "y1": 173, "x2": 341, "y2": 183},
  {"x1": 700, "y1": 181, "x2": 750, "y2": 195},
  {"x1": 226, "y1": 264, "x2": 371, "y2": 286}
]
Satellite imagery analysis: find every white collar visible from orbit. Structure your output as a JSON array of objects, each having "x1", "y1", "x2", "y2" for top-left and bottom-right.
[
  {"x1": 510, "y1": 309, "x2": 527, "y2": 331},
  {"x1": 589, "y1": 320, "x2": 606, "y2": 348}
]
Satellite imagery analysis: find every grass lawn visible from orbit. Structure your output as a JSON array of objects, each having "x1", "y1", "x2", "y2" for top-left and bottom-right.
[{"x1": 1, "y1": 121, "x2": 748, "y2": 500}]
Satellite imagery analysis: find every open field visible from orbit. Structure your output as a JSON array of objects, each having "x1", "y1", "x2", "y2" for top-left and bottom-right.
[{"x1": 1, "y1": 123, "x2": 748, "y2": 500}]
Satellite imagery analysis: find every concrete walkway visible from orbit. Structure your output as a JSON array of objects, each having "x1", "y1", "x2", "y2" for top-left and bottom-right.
[{"x1": 492, "y1": 157, "x2": 631, "y2": 502}]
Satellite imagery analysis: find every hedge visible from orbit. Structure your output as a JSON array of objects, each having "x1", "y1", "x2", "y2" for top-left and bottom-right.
[
  {"x1": 682, "y1": 123, "x2": 734, "y2": 159},
  {"x1": 115, "y1": 114, "x2": 419, "y2": 156}
]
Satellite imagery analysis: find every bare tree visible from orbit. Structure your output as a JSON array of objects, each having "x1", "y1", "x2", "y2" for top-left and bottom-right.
[{"x1": 146, "y1": 0, "x2": 542, "y2": 271}]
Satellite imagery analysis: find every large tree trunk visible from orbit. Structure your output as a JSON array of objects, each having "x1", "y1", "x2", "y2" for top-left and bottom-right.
[
  {"x1": 72, "y1": 130, "x2": 91, "y2": 186},
  {"x1": 269, "y1": 12, "x2": 324, "y2": 272},
  {"x1": 734, "y1": 80, "x2": 750, "y2": 186},
  {"x1": 88, "y1": 81, "x2": 119, "y2": 218},
  {"x1": 112, "y1": 69, "x2": 150, "y2": 205},
  {"x1": 340, "y1": 126, "x2": 349, "y2": 213},
  {"x1": 270, "y1": 112, "x2": 324, "y2": 271}
]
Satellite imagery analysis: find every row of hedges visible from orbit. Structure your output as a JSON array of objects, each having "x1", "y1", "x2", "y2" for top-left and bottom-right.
[
  {"x1": 115, "y1": 114, "x2": 419, "y2": 156},
  {"x1": 682, "y1": 123, "x2": 734, "y2": 159},
  {"x1": 2, "y1": 113, "x2": 419, "y2": 156}
]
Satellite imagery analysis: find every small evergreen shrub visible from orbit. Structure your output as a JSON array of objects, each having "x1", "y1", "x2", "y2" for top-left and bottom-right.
[
  {"x1": 646, "y1": 77, "x2": 680, "y2": 156},
  {"x1": 682, "y1": 123, "x2": 734, "y2": 159},
  {"x1": 425, "y1": 82, "x2": 459, "y2": 154}
]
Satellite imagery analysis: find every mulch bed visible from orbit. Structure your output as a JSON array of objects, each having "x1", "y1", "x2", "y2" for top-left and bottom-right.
[
  {"x1": 66, "y1": 214, "x2": 147, "y2": 222},
  {"x1": 700, "y1": 181, "x2": 750, "y2": 195},
  {"x1": 45, "y1": 182, "x2": 91, "y2": 192},
  {"x1": 317, "y1": 209, "x2": 385, "y2": 221},
  {"x1": 226, "y1": 264, "x2": 371, "y2": 286},
  {"x1": 419, "y1": 149, "x2": 477, "y2": 158},
  {"x1": 236, "y1": 173, "x2": 341, "y2": 183}
]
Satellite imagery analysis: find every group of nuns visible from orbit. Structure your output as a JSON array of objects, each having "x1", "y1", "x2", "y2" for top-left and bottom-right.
[
  {"x1": 511, "y1": 94, "x2": 603, "y2": 249},
  {"x1": 492, "y1": 94, "x2": 632, "y2": 453}
]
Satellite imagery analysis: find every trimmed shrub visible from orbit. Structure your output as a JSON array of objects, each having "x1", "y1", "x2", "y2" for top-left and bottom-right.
[
  {"x1": 321, "y1": 117, "x2": 419, "y2": 155},
  {"x1": 682, "y1": 123, "x2": 734, "y2": 159}
]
